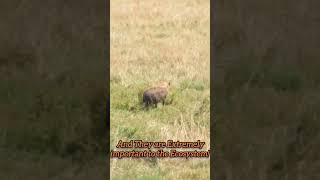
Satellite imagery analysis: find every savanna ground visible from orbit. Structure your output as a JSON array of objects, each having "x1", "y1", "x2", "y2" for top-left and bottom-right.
[{"x1": 110, "y1": 0, "x2": 210, "y2": 179}]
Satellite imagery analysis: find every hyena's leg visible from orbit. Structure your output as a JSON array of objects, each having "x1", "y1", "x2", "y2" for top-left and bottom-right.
[
  {"x1": 147, "y1": 101, "x2": 151, "y2": 110},
  {"x1": 150, "y1": 97, "x2": 157, "y2": 108},
  {"x1": 143, "y1": 100, "x2": 149, "y2": 110}
]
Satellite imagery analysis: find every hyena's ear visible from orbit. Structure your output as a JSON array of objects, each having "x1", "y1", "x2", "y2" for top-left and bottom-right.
[{"x1": 168, "y1": 81, "x2": 171, "y2": 86}]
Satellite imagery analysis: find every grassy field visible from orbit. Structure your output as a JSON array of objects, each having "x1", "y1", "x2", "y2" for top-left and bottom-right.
[
  {"x1": 3, "y1": 0, "x2": 319, "y2": 179},
  {"x1": 110, "y1": 0, "x2": 210, "y2": 179}
]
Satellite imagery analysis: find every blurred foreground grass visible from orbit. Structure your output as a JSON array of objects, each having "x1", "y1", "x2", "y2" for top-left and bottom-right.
[{"x1": 0, "y1": 0, "x2": 107, "y2": 179}]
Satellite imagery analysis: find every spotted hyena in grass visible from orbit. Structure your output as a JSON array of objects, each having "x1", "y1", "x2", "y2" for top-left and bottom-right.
[{"x1": 143, "y1": 81, "x2": 170, "y2": 109}]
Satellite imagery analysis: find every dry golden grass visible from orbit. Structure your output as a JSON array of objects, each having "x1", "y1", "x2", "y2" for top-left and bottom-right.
[
  {"x1": 111, "y1": 0, "x2": 210, "y2": 179},
  {"x1": 111, "y1": 0, "x2": 210, "y2": 86}
]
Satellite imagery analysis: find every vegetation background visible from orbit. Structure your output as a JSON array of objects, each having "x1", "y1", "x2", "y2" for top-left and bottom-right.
[
  {"x1": 0, "y1": 0, "x2": 108, "y2": 179},
  {"x1": 110, "y1": 0, "x2": 210, "y2": 179},
  {"x1": 1, "y1": 0, "x2": 319, "y2": 179},
  {"x1": 214, "y1": 0, "x2": 320, "y2": 179}
]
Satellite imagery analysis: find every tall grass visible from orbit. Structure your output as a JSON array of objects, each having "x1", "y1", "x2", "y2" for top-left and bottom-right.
[{"x1": 111, "y1": 0, "x2": 210, "y2": 179}]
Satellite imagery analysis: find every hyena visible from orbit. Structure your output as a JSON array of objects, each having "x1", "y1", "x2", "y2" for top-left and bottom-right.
[{"x1": 143, "y1": 81, "x2": 170, "y2": 108}]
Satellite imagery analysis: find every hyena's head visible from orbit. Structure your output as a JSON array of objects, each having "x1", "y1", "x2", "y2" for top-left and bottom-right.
[{"x1": 154, "y1": 81, "x2": 171, "y2": 90}]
